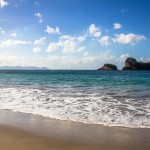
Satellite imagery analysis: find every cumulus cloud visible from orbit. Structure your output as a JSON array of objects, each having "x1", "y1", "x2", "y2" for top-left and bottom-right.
[
  {"x1": 47, "y1": 53, "x2": 150, "y2": 69},
  {"x1": 47, "y1": 55, "x2": 82, "y2": 69},
  {"x1": 10, "y1": 33, "x2": 17, "y2": 37},
  {"x1": 81, "y1": 51, "x2": 115, "y2": 64},
  {"x1": 47, "y1": 34, "x2": 86, "y2": 53},
  {"x1": 119, "y1": 53, "x2": 130, "y2": 63},
  {"x1": 0, "y1": 39, "x2": 31, "y2": 48},
  {"x1": 77, "y1": 46, "x2": 86, "y2": 52},
  {"x1": 113, "y1": 23, "x2": 122, "y2": 29},
  {"x1": 83, "y1": 52, "x2": 89, "y2": 56},
  {"x1": 0, "y1": 0, "x2": 8, "y2": 8},
  {"x1": 77, "y1": 34, "x2": 87, "y2": 42},
  {"x1": 60, "y1": 35, "x2": 86, "y2": 53},
  {"x1": 88, "y1": 24, "x2": 101, "y2": 38},
  {"x1": 48, "y1": 51, "x2": 116, "y2": 69},
  {"x1": 0, "y1": 27, "x2": 5, "y2": 34},
  {"x1": 0, "y1": 53, "x2": 22, "y2": 66},
  {"x1": 0, "y1": 53, "x2": 50, "y2": 68},
  {"x1": 47, "y1": 42, "x2": 62, "y2": 52},
  {"x1": 138, "y1": 57, "x2": 150, "y2": 62},
  {"x1": 45, "y1": 25, "x2": 61, "y2": 34},
  {"x1": 34, "y1": 37, "x2": 46, "y2": 45},
  {"x1": 46, "y1": 51, "x2": 116, "y2": 69},
  {"x1": 33, "y1": 47, "x2": 41, "y2": 53},
  {"x1": 99, "y1": 36, "x2": 110, "y2": 46},
  {"x1": 112, "y1": 33, "x2": 146, "y2": 45},
  {"x1": 34, "y1": 12, "x2": 43, "y2": 23}
]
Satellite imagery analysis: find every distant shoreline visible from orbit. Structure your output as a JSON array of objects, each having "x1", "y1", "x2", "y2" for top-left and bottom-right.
[
  {"x1": 0, "y1": 66, "x2": 49, "y2": 70},
  {"x1": 0, "y1": 69, "x2": 150, "y2": 71}
]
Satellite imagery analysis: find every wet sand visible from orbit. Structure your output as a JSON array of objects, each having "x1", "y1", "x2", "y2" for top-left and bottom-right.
[{"x1": 0, "y1": 110, "x2": 150, "y2": 150}]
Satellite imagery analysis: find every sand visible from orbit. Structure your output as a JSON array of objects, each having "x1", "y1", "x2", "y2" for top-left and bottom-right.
[{"x1": 0, "y1": 110, "x2": 150, "y2": 150}]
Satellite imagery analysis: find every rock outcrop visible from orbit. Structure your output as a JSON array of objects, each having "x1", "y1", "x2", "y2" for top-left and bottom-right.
[
  {"x1": 98, "y1": 64, "x2": 118, "y2": 70},
  {"x1": 122, "y1": 57, "x2": 139, "y2": 70},
  {"x1": 123, "y1": 57, "x2": 150, "y2": 70}
]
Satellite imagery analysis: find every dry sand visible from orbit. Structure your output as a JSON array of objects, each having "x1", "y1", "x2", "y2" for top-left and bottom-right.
[{"x1": 0, "y1": 110, "x2": 150, "y2": 150}]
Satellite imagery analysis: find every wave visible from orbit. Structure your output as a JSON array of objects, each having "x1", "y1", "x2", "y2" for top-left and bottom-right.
[{"x1": 0, "y1": 87, "x2": 150, "y2": 128}]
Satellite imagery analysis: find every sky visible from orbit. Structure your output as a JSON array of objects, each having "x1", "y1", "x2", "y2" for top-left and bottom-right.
[{"x1": 0, "y1": 0, "x2": 150, "y2": 69}]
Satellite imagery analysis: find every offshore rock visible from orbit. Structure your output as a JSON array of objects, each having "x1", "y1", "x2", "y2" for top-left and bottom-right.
[{"x1": 98, "y1": 64, "x2": 118, "y2": 70}]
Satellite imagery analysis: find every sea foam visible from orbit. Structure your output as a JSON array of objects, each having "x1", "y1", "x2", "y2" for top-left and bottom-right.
[{"x1": 0, "y1": 87, "x2": 150, "y2": 128}]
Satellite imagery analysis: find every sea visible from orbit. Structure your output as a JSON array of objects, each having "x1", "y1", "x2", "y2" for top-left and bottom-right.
[{"x1": 0, "y1": 70, "x2": 150, "y2": 128}]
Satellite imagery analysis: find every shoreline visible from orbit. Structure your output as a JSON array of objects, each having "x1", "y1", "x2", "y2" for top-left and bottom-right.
[
  {"x1": 0, "y1": 109, "x2": 149, "y2": 129},
  {"x1": 0, "y1": 109, "x2": 150, "y2": 150}
]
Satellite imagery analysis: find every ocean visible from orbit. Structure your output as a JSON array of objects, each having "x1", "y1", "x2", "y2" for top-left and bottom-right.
[{"x1": 0, "y1": 70, "x2": 150, "y2": 128}]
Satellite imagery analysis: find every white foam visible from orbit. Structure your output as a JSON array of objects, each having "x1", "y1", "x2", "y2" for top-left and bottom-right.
[{"x1": 0, "y1": 87, "x2": 150, "y2": 128}]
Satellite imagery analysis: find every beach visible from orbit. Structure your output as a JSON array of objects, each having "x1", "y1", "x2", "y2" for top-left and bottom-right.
[
  {"x1": 0, "y1": 0, "x2": 150, "y2": 149},
  {"x1": 0, "y1": 71, "x2": 150, "y2": 149},
  {"x1": 0, "y1": 110, "x2": 150, "y2": 150}
]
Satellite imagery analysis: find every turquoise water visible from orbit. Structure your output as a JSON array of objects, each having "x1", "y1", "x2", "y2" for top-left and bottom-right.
[{"x1": 0, "y1": 70, "x2": 150, "y2": 128}]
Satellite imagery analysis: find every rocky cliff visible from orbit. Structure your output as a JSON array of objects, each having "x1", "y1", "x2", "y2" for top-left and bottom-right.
[{"x1": 123, "y1": 57, "x2": 150, "y2": 70}]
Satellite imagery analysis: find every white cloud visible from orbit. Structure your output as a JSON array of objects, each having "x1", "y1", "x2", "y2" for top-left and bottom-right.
[
  {"x1": 47, "y1": 42, "x2": 62, "y2": 52},
  {"x1": 81, "y1": 51, "x2": 115, "y2": 64},
  {"x1": 10, "y1": 33, "x2": 17, "y2": 37},
  {"x1": 0, "y1": 39, "x2": 31, "y2": 48},
  {"x1": 77, "y1": 34, "x2": 86, "y2": 42},
  {"x1": 0, "y1": 0, "x2": 8, "y2": 8},
  {"x1": 0, "y1": 51, "x2": 114, "y2": 69},
  {"x1": 0, "y1": 53, "x2": 50, "y2": 68},
  {"x1": 119, "y1": 53, "x2": 130, "y2": 63},
  {"x1": 138, "y1": 57, "x2": 150, "y2": 63},
  {"x1": 63, "y1": 41, "x2": 76, "y2": 53},
  {"x1": 48, "y1": 55, "x2": 59, "y2": 61},
  {"x1": 34, "y1": 12, "x2": 43, "y2": 23},
  {"x1": 45, "y1": 25, "x2": 61, "y2": 34},
  {"x1": 47, "y1": 52, "x2": 115, "y2": 69},
  {"x1": 33, "y1": 47, "x2": 41, "y2": 53},
  {"x1": 60, "y1": 35, "x2": 80, "y2": 53},
  {"x1": 112, "y1": 33, "x2": 146, "y2": 45},
  {"x1": 77, "y1": 46, "x2": 86, "y2": 52},
  {"x1": 34, "y1": 37, "x2": 46, "y2": 45},
  {"x1": 0, "y1": 53, "x2": 22, "y2": 66},
  {"x1": 116, "y1": 53, "x2": 131, "y2": 68},
  {"x1": 99, "y1": 36, "x2": 110, "y2": 46},
  {"x1": 47, "y1": 55, "x2": 81, "y2": 69},
  {"x1": 113, "y1": 23, "x2": 122, "y2": 29},
  {"x1": 88, "y1": 24, "x2": 101, "y2": 38},
  {"x1": 46, "y1": 34, "x2": 86, "y2": 53},
  {"x1": 61, "y1": 35, "x2": 86, "y2": 53},
  {"x1": 0, "y1": 27, "x2": 5, "y2": 34},
  {"x1": 83, "y1": 52, "x2": 89, "y2": 56},
  {"x1": 60, "y1": 34, "x2": 86, "y2": 42}
]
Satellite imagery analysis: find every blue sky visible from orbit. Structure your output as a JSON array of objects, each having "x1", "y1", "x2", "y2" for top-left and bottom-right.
[{"x1": 0, "y1": 0, "x2": 150, "y2": 69}]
